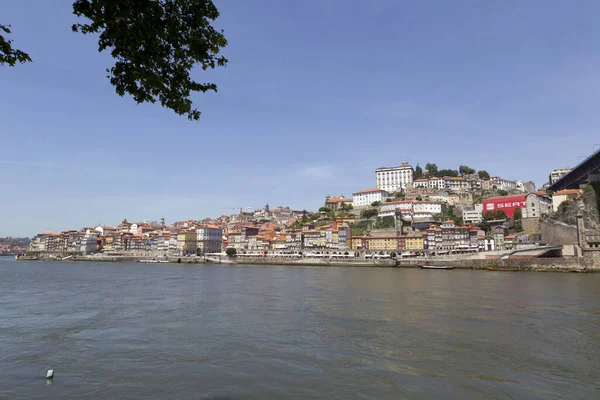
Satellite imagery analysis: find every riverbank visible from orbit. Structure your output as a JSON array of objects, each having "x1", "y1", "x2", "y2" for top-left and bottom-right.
[
  {"x1": 16, "y1": 254, "x2": 600, "y2": 272},
  {"x1": 396, "y1": 256, "x2": 600, "y2": 272}
]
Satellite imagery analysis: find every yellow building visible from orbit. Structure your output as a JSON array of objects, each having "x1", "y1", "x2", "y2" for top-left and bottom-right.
[
  {"x1": 177, "y1": 231, "x2": 197, "y2": 255},
  {"x1": 404, "y1": 234, "x2": 425, "y2": 250}
]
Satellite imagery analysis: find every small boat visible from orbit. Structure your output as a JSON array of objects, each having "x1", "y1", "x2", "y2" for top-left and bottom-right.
[{"x1": 419, "y1": 265, "x2": 455, "y2": 270}]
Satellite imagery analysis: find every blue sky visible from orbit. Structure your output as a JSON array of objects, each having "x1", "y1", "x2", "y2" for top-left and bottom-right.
[{"x1": 2, "y1": 0, "x2": 600, "y2": 236}]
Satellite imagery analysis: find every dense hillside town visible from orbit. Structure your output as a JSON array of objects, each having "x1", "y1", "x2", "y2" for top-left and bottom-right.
[{"x1": 26, "y1": 161, "x2": 585, "y2": 257}]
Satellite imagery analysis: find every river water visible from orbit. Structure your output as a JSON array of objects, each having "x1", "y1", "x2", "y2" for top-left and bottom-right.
[{"x1": 1, "y1": 258, "x2": 599, "y2": 399}]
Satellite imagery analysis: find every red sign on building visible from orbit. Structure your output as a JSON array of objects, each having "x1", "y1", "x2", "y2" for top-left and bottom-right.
[{"x1": 483, "y1": 195, "x2": 526, "y2": 218}]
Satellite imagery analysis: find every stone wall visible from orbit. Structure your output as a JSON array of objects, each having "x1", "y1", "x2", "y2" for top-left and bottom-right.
[
  {"x1": 396, "y1": 257, "x2": 600, "y2": 272},
  {"x1": 522, "y1": 217, "x2": 541, "y2": 234},
  {"x1": 541, "y1": 218, "x2": 578, "y2": 246}
]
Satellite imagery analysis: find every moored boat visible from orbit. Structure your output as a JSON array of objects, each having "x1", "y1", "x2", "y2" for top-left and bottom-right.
[{"x1": 419, "y1": 265, "x2": 455, "y2": 270}]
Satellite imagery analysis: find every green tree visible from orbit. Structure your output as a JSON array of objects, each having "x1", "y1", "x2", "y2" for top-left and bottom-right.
[
  {"x1": 340, "y1": 203, "x2": 353, "y2": 211},
  {"x1": 513, "y1": 208, "x2": 522, "y2": 220},
  {"x1": 415, "y1": 195, "x2": 423, "y2": 201},
  {"x1": 514, "y1": 220, "x2": 523, "y2": 232},
  {"x1": 360, "y1": 208, "x2": 378, "y2": 219},
  {"x1": 225, "y1": 247, "x2": 237, "y2": 257},
  {"x1": 438, "y1": 169, "x2": 459, "y2": 177},
  {"x1": 3, "y1": 0, "x2": 228, "y2": 120},
  {"x1": 0, "y1": 25, "x2": 31, "y2": 66},
  {"x1": 484, "y1": 210, "x2": 507, "y2": 220},
  {"x1": 459, "y1": 165, "x2": 476, "y2": 175},
  {"x1": 478, "y1": 170, "x2": 490, "y2": 180},
  {"x1": 425, "y1": 163, "x2": 438, "y2": 176},
  {"x1": 385, "y1": 198, "x2": 393, "y2": 202},
  {"x1": 394, "y1": 191, "x2": 406, "y2": 200},
  {"x1": 414, "y1": 164, "x2": 423, "y2": 179},
  {"x1": 318, "y1": 206, "x2": 332, "y2": 213},
  {"x1": 498, "y1": 189, "x2": 508, "y2": 196},
  {"x1": 371, "y1": 201, "x2": 381, "y2": 206}
]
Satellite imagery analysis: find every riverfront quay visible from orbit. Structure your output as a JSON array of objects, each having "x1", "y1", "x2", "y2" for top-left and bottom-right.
[
  {"x1": 18, "y1": 252, "x2": 600, "y2": 272},
  {"x1": 2, "y1": 257, "x2": 599, "y2": 399}
]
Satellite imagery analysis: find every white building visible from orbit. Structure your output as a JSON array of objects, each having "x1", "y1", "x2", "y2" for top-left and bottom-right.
[
  {"x1": 412, "y1": 177, "x2": 446, "y2": 190},
  {"x1": 196, "y1": 225, "x2": 223, "y2": 255},
  {"x1": 551, "y1": 189, "x2": 581, "y2": 212},
  {"x1": 444, "y1": 177, "x2": 469, "y2": 192},
  {"x1": 462, "y1": 204, "x2": 483, "y2": 224},
  {"x1": 490, "y1": 177, "x2": 517, "y2": 192},
  {"x1": 352, "y1": 188, "x2": 389, "y2": 207},
  {"x1": 80, "y1": 231, "x2": 99, "y2": 254},
  {"x1": 550, "y1": 168, "x2": 572, "y2": 184},
  {"x1": 376, "y1": 161, "x2": 414, "y2": 193},
  {"x1": 524, "y1": 193, "x2": 552, "y2": 218}
]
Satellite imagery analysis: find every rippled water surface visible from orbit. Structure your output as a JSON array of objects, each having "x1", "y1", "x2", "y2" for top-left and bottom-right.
[{"x1": 1, "y1": 258, "x2": 599, "y2": 399}]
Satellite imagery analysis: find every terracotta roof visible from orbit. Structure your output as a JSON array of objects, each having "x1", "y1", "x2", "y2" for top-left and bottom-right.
[
  {"x1": 326, "y1": 197, "x2": 352, "y2": 203},
  {"x1": 353, "y1": 188, "x2": 385, "y2": 194},
  {"x1": 553, "y1": 189, "x2": 581, "y2": 196}
]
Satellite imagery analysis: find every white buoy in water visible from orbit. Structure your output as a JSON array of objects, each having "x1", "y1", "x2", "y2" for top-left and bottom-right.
[{"x1": 46, "y1": 370, "x2": 54, "y2": 379}]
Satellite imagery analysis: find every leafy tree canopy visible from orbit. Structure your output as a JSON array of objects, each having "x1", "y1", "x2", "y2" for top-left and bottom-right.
[
  {"x1": 2, "y1": 0, "x2": 228, "y2": 120},
  {"x1": 225, "y1": 247, "x2": 237, "y2": 257},
  {"x1": 438, "y1": 169, "x2": 459, "y2": 177},
  {"x1": 459, "y1": 165, "x2": 476, "y2": 175},
  {"x1": 360, "y1": 208, "x2": 379, "y2": 219},
  {"x1": 513, "y1": 208, "x2": 522, "y2": 220},
  {"x1": 414, "y1": 164, "x2": 423, "y2": 179},
  {"x1": 425, "y1": 163, "x2": 438, "y2": 175},
  {"x1": 478, "y1": 170, "x2": 490, "y2": 180},
  {"x1": 0, "y1": 25, "x2": 32, "y2": 66}
]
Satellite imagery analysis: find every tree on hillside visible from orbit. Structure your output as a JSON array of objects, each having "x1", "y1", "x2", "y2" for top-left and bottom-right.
[
  {"x1": 459, "y1": 165, "x2": 476, "y2": 175},
  {"x1": 395, "y1": 191, "x2": 406, "y2": 200},
  {"x1": 340, "y1": 203, "x2": 353, "y2": 211},
  {"x1": 2, "y1": 0, "x2": 228, "y2": 120},
  {"x1": 360, "y1": 208, "x2": 378, "y2": 219},
  {"x1": 425, "y1": 163, "x2": 438, "y2": 176},
  {"x1": 438, "y1": 169, "x2": 459, "y2": 177},
  {"x1": 318, "y1": 206, "x2": 332, "y2": 213},
  {"x1": 414, "y1": 164, "x2": 423, "y2": 179},
  {"x1": 371, "y1": 201, "x2": 381, "y2": 206},
  {"x1": 478, "y1": 170, "x2": 490, "y2": 180},
  {"x1": 415, "y1": 195, "x2": 423, "y2": 201},
  {"x1": 498, "y1": 189, "x2": 508, "y2": 196},
  {"x1": 225, "y1": 247, "x2": 237, "y2": 257},
  {"x1": 513, "y1": 208, "x2": 522, "y2": 220},
  {"x1": 484, "y1": 210, "x2": 507, "y2": 220}
]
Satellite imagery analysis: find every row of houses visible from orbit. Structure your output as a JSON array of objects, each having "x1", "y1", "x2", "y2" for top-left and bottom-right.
[
  {"x1": 350, "y1": 222, "x2": 518, "y2": 252},
  {"x1": 29, "y1": 223, "x2": 224, "y2": 256}
]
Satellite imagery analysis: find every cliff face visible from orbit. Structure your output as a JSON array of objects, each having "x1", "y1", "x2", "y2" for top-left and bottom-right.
[
  {"x1": 541, "y1": 185, "x2": 600, "y2": 246},
  {"x1": 552, "y1": 185, "x2": 600, "y2": 234}
]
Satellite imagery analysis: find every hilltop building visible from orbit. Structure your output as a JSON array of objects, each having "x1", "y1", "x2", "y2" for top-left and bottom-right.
[{"x1": 376, "y1": 161, "x2": 414, "y2": 193}]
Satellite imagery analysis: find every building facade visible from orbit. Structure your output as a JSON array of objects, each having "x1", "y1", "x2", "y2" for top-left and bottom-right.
[
  {"x1": 196, "y1": 225, "x2": 223, "y2": 255},
  {"x1": 375, "y1": 161, "x2": 414, "y2": 193},
  {"x1": 550, "y1": 168, "x2": 572, "y2": 184},
  {"x1": 352, "y1": 188, "x2": 389, "y2": 207}
]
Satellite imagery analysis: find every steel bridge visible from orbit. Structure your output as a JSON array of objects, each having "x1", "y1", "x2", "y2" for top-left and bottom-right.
[{"x1": 548, "y1": 148, "x2": 600, "y2": 191}]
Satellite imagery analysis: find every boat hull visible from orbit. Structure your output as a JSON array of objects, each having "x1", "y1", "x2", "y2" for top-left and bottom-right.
[{"x1": 419, "y1": 265, "x2": 455, "y2": 270}]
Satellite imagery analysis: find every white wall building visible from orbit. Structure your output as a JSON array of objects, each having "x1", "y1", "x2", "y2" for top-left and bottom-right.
[
  {"x1": 550, "y1": 168, "x2": 572, "y2": 184},
  {"x1": 352, "y1": 188, "x2": 389, "y2": 207},
  {"x1": 80, "y1": 231, "x2": 99, "y2": 254},
  {"x1": 413, "y1": 177, "x2": 446, "y2": 190},
  {"x1": 196, "y1": 225, "x2": 223, "y2": 255},
  {"x1": 524, "y1": 193, "x2": 552, "y2": 218},
  {"x1": 376, "y1": 161, "x2": 414, "y2": 193},
  {"x1": 490, "y1": 177, "x2": 518, "y2": 192},
  {"x1": 462, "y1": 204, "x2": 483, "y2": 224}
]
